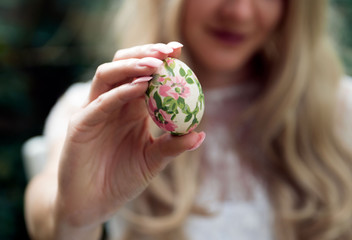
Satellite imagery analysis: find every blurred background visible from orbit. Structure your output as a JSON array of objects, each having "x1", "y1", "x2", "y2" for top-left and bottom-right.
[
  {"x1": 0, "y1": 0, "x2": 351, "y2": 239},
  {"x1": 0, "y1": 0, "x2": 115, "y2": 238}
]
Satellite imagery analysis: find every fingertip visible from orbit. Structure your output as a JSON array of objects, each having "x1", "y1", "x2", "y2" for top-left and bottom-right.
[
  {"x1": 187, "y1": 131, "x2": 206, "y2": 151},
  {"x1": 151, "y1": 130, "x2": 202, "y2": 160},
  {"x1": 152, "y1": 42, "x2": 183, "y2": 59},
  {"x1": 151, "y1": 43, "x2": 173, "y2": 55},
  {"x1": 131, "y1": 76, "x2": 153, "y2": 85},
  {"x1": 138, "y1": 57, "x2": 164, "y2": 68},
  {"x1": 167, "y1": 41, "x2": 184, "y2": 49},
  {"x1": 128, "y1": 80, "x2": 150, "y2": 97}
]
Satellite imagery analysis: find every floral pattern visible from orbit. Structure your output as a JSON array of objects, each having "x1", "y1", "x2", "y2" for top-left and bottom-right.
[
  {"x1": 159, "y1": 76, "x2": 191, "y2": 100},
  {"x1": 147, "y1": 96, "x2": 177, "y2": 132},
  {"x1": 146, "y1": 58, "x2": 204, "y2": 135}
]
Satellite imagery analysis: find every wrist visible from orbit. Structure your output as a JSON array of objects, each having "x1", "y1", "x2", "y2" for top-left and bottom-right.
[
  {"x1": 53, "y1": 223, "x2": 102, "y2": 240},
  {"x1": 53, "y1": 194, "x2": 102, "y2": 240}
]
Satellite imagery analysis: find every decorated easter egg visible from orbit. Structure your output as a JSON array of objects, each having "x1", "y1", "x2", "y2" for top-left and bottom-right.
[{"x1": 145, "y1": 57, "x2": 204, "y2": 135}]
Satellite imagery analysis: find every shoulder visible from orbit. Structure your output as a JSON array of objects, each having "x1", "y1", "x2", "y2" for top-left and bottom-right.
[
  {"x1": 337, "y1": 76, "x2": 352, "y2": 114},
  {"x1": 336, "y1": 76, "x2": 352, "y2": 143},
  {"x1": 48, "y1": 81, "x2": 91, "y2": 116},
  {"x1": 339, "y1": 75, "x2": 352, "y2": 97},
  {"x1": 23, "y1": 81, "x2": 91, "y2": 178},
  {"x1": 43, "y1": 81, "x2": 91, "y2": 140}
]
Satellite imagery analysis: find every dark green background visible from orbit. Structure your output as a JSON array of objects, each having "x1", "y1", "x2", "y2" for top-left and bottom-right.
[
  {"x1": 0, "y1": 0, "x2": 113, "y2": 238},
  {"x1": 0, "y1": 0, "x2": 351, "y2": 239}
]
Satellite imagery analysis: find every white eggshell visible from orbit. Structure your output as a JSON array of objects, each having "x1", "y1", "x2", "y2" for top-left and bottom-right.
[{"x1": 145, "y1": 58, "x2": 204, "y2": 135}]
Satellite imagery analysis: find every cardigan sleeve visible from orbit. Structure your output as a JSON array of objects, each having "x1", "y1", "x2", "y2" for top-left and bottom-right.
[{"x1": 23, "y1": 81, "x2": 90, "y2": 179}]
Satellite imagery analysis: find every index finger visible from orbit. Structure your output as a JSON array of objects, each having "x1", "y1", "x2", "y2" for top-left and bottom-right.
[{"x1": 113, "y1": 42, "x2": 183, "y2": 61}]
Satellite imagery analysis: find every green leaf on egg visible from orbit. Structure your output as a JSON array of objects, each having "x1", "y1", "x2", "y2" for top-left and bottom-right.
[
  {"x1": 193, "y1": 105, "x2": 199, "y2": 115},
  {"x1": 186, "y1": 117, "x2": 199, "y2": 132},
  {"x1": 152, "y1": 74, "x2": 160, "y2": 80},
  {"x1": 171, "y1": 132, "x2": 183, "y2": 136},
  {"x1": 163, "y1": 97, "x2": 178, "y2": 114},
  {"x1": 164, "y1": 61, "x2": 175, "y2": 76},
  {"x1": 164, "y1": 96, "x2": 175, "y2": 105},
  {"x1": 186, "y1": 106, "x2": 191, "y2": 114},
  {"x1": 153, "y1": 91, "x2": 163, "y2": 109},
  {"x1": 164, "y1": 77, "x2": 172, "y2": 83},
  {"x1": 170, "y1": 102, "x2": 177, "y2": 112},
  {"x1": 181, "y1": 104, "x2": 191, "y2": 115},
  {"x1": 169, "y1": 59, "x2": 176, "y2": 69},
  {"x1": 166, "y1": 66, "x2": 175, "y2": 76},
  {"x1": 198, "y1": 93, "x2": 204, "y2": 110},
  {"x1": 179, "y1": 67, "x2": 186, "y2": 77},
  {"x1": 177, "y1": 97, "x2": 186, "y2": 110},
  {"x1": 185, "y1": 114, "x2": 192, "y2": 122},
  {"x1": 193, "y1": 116, "x2": 199, "y2": 124},
  {"x1": 146, "y1": 85, "x2": 154, "y2": 96},
  {"x1": 186, "y1": 77, "x2": 194, "y2": 84}
]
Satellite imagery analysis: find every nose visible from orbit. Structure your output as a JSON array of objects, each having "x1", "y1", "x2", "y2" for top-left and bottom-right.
[{"x1": 218, "y1": 0, "x2": 255, "y2": 22}]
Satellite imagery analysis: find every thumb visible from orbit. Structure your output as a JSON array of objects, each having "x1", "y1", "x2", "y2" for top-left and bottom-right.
[
  {"x1": 148, "y1": 131, "x2": 206, "y2": 164},
  {"x1": 142, "y1": 131, "x2": 205, "y2": 180}
]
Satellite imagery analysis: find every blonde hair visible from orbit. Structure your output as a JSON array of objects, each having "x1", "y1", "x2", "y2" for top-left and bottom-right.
[
  {"x1": 245, "y1": 1, "x2": 352, "y2": 239},
  {"x1": 110, "y1": 0, "x2": 352, "y2": 239},
  {"x1": 112, "y1": 0, "x2": 183, "y2": 48}
]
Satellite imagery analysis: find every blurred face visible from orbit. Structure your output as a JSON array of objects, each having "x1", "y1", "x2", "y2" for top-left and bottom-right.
[{"x1": 182, "y1": 0, "x2": 283, "y2": 74}]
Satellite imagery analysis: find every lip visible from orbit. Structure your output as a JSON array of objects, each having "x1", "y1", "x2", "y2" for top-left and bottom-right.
[{"x1": 207, "y1": 27, "x2": 246, "y2": 46}]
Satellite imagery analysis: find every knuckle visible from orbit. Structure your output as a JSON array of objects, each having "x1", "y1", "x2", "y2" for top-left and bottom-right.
[
  {"x1": 153, "y1": 43, "x2": 165, "y2": 48},
  {"x1": 95, "y1": 93, "x2": 106, "y2": 104},
  {"x1": 125, "y1": 58, "x2": 137, "y2": 67},
  {"x1": 94, "y1": 63, "x2": 108, "y2": 82},
  {"x1": 67, "y1": 112, "x2": 84, "y2": 138},
  {"x1": 67, "y1": 114, "x2": 77, "y2": 130},
  {"x1": 113, "y1": 49, "x2": 124, "y2": 60},
  {"x1": 143, "y1": 43, "x2": 155, "y2": 51},
  {"x1": 142, "y1": 44, "x2": 163, "y2": 57},
  {"x1": 122, "y1": 58, "x2": 141, "y2": 75}
]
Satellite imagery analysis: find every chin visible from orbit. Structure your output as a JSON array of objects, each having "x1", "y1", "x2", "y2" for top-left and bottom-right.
[
  {"x1": 202, "y1": 57, "x2": 248, "y2": 73},
  {"x1": 197, "y1": 46, "x2": 251, "y2": 69}
]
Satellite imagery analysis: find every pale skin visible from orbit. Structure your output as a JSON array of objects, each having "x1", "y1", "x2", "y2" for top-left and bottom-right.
[
  {"x1": 25, "y1": 0, "x2": 283, "y2": 239},
  {"x1": 182, "y1": 0, "x2": 283, "y2": 87},
  {"x1": 25, "y1": 43, "x2": 206, "y2": 240}
]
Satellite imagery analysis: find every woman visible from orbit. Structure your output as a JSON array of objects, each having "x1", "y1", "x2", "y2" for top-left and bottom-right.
[{"x1": 25, "y1": 0, "x2": 352, "y2": 239}]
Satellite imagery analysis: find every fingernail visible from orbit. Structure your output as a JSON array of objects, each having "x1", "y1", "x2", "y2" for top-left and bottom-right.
[
  {"x1": 188, "y1": 132, "x2": 206, "y2": 151},
  {"x1": 138, "y1": 57, "x2": 163, "y2": 68},
  {"x1": 131, "y1": 76, "x2": 153, "y2": 85},
  {"x1": 167, "y1": 41, "x2": 183, "y2": 49},
  {"x1": 152, "y1": 44, "x2": 173, "y2": 54}
]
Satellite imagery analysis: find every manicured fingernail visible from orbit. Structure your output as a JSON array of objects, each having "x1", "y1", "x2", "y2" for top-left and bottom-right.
[
  {"x1": 138, "y1": 57, "x2": 163, "y2": 68},
  {"x1": 152, "y1": 44, "x2": 173, "y2": 54},
  {"x1": 167, "y1": 41, "x2": 183, "y2": 49},
  {"x1": 131, "y1": 76, "x2": 153, "y2": 85},
  {"x1": 188, "y1": 132, "x2": 206, "y2": 151}
]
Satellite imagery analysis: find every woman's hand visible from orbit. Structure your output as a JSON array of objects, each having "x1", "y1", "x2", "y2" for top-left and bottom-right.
[{"x1": 54, "y1": 42, "x2": 206, "y2": 237}]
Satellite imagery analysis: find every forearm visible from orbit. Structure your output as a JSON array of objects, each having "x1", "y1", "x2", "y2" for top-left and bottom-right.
[
  {"x1": 25, "y1": 173, "x2": 102, "y2": 240},
  {"x1": 53, "y1": 221, "x2": 102, "y2": 240}
]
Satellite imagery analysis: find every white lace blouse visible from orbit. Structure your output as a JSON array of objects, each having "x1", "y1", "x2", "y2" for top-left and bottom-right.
[{"x1": 23, "y1": 76, "x2": 352, "y2": 240}]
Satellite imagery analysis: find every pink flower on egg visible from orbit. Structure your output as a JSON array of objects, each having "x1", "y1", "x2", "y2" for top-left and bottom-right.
[
  {"x1": 166, "y1": 58, "x2": 174, "y2": 66},
  {"x1": 157, "y1": 76, "x2": 165, "y2": 83},
  {"x1": 188, "y1": 123, "x2": 198, "y2": 132},
  {"x1": 148, "y1": 97, "x2": 177, "y2": 132},
  {"x1": 159, "y1": 76, "x2": 190, "y2": 100}
]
